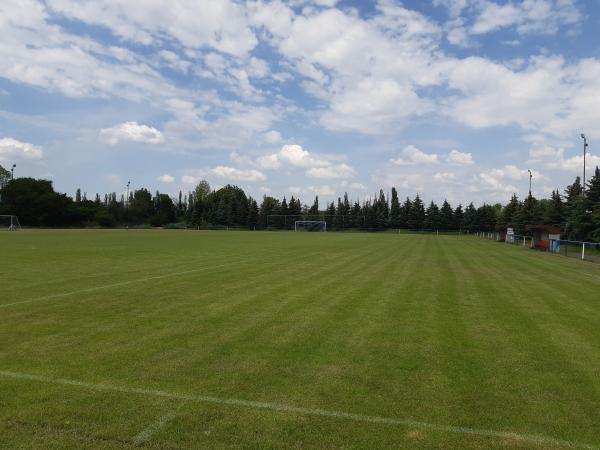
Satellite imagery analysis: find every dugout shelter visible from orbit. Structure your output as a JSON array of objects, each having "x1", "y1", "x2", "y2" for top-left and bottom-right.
[{"x1": 525, "y1": 224, "x2": 561, "y2": 250}]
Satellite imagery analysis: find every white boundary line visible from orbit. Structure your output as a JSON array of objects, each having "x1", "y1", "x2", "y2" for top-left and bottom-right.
[
  {"x1": 132, "y1": 412, "x2": 177, "y2": 445},
  {"x1": 0, "y1": 370, "x2": 596, "y2": 450},
  {"x1": 0, "y1": 260, "x2": 248, "y2": 309}
]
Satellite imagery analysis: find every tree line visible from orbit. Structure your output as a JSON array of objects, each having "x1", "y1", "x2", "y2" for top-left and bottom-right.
[{"x1": 1, "y1": 162, "x2": 600, "y2": 241}]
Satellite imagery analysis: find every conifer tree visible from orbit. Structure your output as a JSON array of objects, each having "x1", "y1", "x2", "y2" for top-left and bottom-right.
[
  {"x1": 390, "y1": 187, "x2": 400, "y2": 228},
  {"x1": 463, "y1": 202, "x2": 477, "y2": 231},
  {"x1": 515, "y1": 194, "x2": 540, "y2": 232},
  {"x1": 586, "y1": 167, "x2": 600, "y2": 206},
  {"x1": 351, "y1": 201, "x2": 362, "y2": 228},
  {"x1": 500, "y1": 194, "x2": 520, "y2": 227},
  {"x1": 439, "y1": 200, "x2": 454, "y2": 230},
  {"x1": 247, "y1": 198, "x2": 259, "y2": 227},
  {"x1": 309, "y1": 196, "x2": 319, "y2": 215},
  {"x1": 453, "y1": 204, "x2": 464, "y2": 230},
  {"x1": 424, "y1": 201, "x2": 440, "y2": 230},
  {"x1": 408, "y1": 194, "x2": 425, "y2": 229},
  {"x1": 544, "y1": 190, "x2": 564, "y2": 227},
  {"x1": 564, "y1": 176, "x2": 584, "y2": 239},
  {"x1": 399, "y1": 197, "x2": 411, "y2": 228}
]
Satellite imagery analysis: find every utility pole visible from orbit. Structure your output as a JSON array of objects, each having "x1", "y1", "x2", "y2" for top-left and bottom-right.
[
  {"x1": 581, "y1": 134, "x2": 588, "y2": 195},
  {"x1": 527, "y1": 169, "x2": 533, "y2": 197},
  {"x1": 11, "y1": 164, "x2": 16, "y2": 180}
]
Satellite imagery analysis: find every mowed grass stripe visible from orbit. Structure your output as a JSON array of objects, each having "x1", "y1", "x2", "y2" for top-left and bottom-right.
[
  {"x1": 232, "y1": 236, "x2": 417, "y2": 404},
  {"x1": 1, "y1": 231, "x2": 599, "y2": 449},
  {"x1": 0, "y1": 235, "x2": 399, "y2": 388},
  {"x1": 457, "y1": 241, "x2": 600, "y2": 443},
  {"x1": 1, "y1": 370, "x2": 597, "y2": 450}
]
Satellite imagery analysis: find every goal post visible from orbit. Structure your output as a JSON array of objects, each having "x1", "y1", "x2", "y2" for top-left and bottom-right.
[
  {"x1": 0, "y1": 215, "x2": 22, "y2": 231},
  {"x1": 294, "y1": 220, "x2": 327, "y2": 232}
]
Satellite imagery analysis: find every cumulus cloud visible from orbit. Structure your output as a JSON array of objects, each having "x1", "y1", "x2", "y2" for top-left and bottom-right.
[
  {"x1": 210, "y1": 166, "x2": 266, "y2": 181},
  {"x1": 306, "y1": 163, "x2": 356, "y2": 179},
  {"x1": 391, "y1": 145, "x2": 439, "y2": 165},
  {"x1": 157, "y1": 174, "x2": 174, "y2": 183},
  {"x1": 434, "y1": 172, "x2": 457, "y2": 183},
  {"x1": 0, "y1": 137, "x2": 43, "y2": 161},
  {"x1": 100, "y1": 122, "x2": 164, "y2": 145},
  {"x1": 447, "y1": 150, "x2": 474, "y2": 165},
  {"x1": 528, "y1": 145, "x2": 600, "y2": 172},
  {"x1": 229, "y1": 145, "x2": 356, "y2": 181},
  {"x1": 276, "y1": 144, "x2": 328, "y2": 168}
]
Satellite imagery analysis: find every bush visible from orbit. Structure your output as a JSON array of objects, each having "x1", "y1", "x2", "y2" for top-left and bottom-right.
[{"x1": 94, "y1": 209, "x2": 115, "y2": 227}]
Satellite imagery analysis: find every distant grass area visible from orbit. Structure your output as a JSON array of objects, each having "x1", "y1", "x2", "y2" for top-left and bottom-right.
[{"x1": 1, "y1": 230, "x2": 599, "y2": 449}]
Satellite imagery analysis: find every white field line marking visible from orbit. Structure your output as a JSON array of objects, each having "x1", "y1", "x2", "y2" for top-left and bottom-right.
[
  {"x1": 0, "y1": 260, "x2": 248, "y2": 309},
  {"x1": 132, "y1": 412, "x2": 177, "y2": 445},
  {"x1": 0, "y1": 370, "x2": 596, "y2": 450}
]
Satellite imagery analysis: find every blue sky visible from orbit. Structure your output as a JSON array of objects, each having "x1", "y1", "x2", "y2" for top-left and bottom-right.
[{"x1": 1, "y1": 0, "x2": 599, "y2": 206}]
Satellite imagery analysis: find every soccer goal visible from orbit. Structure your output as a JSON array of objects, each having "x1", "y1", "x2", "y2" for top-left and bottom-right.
[
  {"x1": 0, "y1": 215, "x2": 22, "y2": 231},
  {"x1": 294, "y1": 220, "x2": 326, "y2": 232}
]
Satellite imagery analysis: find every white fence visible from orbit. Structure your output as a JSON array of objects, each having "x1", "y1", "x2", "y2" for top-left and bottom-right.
[{"x1": 549, "y1": 240, "x2": 600, "y2": 263}]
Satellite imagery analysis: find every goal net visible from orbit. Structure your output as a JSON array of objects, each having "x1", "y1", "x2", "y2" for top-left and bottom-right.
[
  {"x1": 294, "y1": 220, "x2": 326, "y2": 232},
  {"x1": 0, "y1": 215, "x2": 22, "y2": 231}
]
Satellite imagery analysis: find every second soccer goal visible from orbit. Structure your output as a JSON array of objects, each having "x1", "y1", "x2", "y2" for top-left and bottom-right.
[{"x1": 294, "y1": 220, "x2": 327, "y2": 232}]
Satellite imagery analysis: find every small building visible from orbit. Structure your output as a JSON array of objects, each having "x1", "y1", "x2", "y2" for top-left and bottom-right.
[
  {"x1": 495, "y1": 225, "x2": 508, "y2": 242},
  {"x1": 525, "y1": 224, "x2": 561, "y2": 250}
]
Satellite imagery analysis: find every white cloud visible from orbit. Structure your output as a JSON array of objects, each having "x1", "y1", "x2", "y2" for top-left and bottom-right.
[
  {"x1": 100, "y1": 122, "x2": 164, "y2": 145},
  {"x1": 255, "y1": 154, "x2": 280, "y2": 170},
  {"x1": 434, "y1": 172, "x2": 457, "y2": 183},
  {"x1": 157, "y1": 174, "x2": 174, "y2": 183},
  {"x1": 391, "y1": 145, "x2": 439, "y2": 165},
  {"x1": 471, "y1": 0, "x2": 581, "y2": 35},
  {"x1": 320, "y1": 78, "x2": 430, "y2": 134},
  {"x1": 278, "y1": 144, "x2": 331, "y2": 168},
  {"x1": 441, "y1": 55, "x2": 600, "y2": 141},
  {"x1": 349, "y1": 182, "x2": 366, "y2": 190},
  {"x1": 306, "y1": 163, "x2": 356, "y2": 179},
  {"x1": 46, "y1": 0, "x2": 258, "y2": 58},
  {"x1": 528, "y1": 145, "x2": 600, "y2": 173},
  {"x1": 181, "y1": 175, "x2": 198, "y2": 186},
  {"x1": 0, "y1": 137, "x2": 43, "y2": 161},
  {"x1": 268, "y1": 3, "x2": 439, "y2": 134},
  {"x1": 263, "y1": 130, "x2": 282, "y2": 144},
  {"x1": 210, "y1": 166, "x2": 266, "y2": 182},
  {"x1": 447, "y1": 150, "x2": 474, "y2": 165},
  {"x1": 158, "y1": 50, "x2": 190, "y2": 73},
  {"x1": 308, "y1": 185, "x2": 336, "y2": 196},
  {"x1": 433, "y1": 0, "x2": 471, "y2": 18}
]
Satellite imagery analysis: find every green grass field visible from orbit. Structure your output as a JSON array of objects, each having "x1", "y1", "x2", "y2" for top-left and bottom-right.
[{"x1": 1, "y1": 230, "x2": 600, "y2": 449}]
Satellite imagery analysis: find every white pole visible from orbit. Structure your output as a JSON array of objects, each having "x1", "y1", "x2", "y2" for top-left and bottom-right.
[{"x1": 582, "y1": 242, "x2": 586, "y2": 260}]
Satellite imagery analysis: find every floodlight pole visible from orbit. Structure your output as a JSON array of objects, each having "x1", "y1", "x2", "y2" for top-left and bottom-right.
[
  {"x1": 581, "y1": 134, "x2": 588, "y2": 195},
  {"x1": 11, "y1": 164, "x2": 16, "y2": 180},
  {"x1": 527, "y1": 169, "x2": 533, "y2": 197}
]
